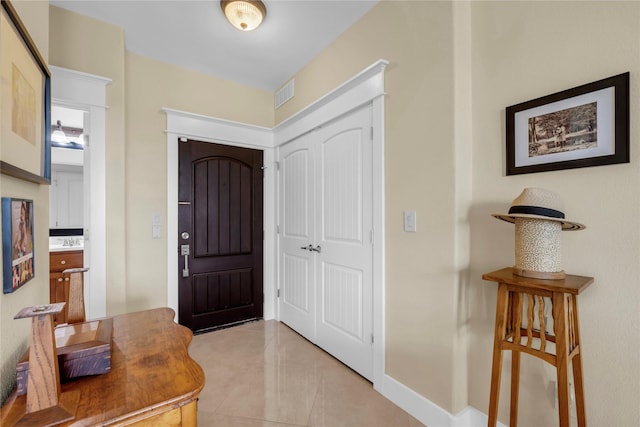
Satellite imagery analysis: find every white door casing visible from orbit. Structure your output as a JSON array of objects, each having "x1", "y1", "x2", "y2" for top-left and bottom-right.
[
  {"x1": 279, "y1": 105, "x2": 374, "y2": 380},
  {"x1": 50, "y1": 66, "x2": 111, "y2": 320}
]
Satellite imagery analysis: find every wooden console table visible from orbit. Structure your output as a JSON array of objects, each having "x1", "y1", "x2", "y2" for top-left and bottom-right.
[
  {"x1": 483, "y1": 268, "x2": 593, "y2": 427},
  {"x1": 1, "y1": 307, "x2": 205, "y2": 426}
]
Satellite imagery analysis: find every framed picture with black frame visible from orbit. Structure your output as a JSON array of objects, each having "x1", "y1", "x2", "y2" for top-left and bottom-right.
[
  {"x1": 506, "y1": 72, "x2": 629, "y2": 175},
  {"x1": 0, "y1": 0, "x2": 51, "y2": 184}
]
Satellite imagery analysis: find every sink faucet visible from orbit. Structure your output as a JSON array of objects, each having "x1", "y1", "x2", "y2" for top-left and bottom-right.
[
  {"x1": 62, "y1": 238, "x2": 80, "y2": 247},
  {"x1": 58, "y1": 237, "x2": 83, "y2": 247}
]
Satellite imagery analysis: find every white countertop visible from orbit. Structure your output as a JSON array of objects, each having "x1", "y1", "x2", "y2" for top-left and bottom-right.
[{"x1": 49, "y1": 236, "x2": 84, "y2": 252}]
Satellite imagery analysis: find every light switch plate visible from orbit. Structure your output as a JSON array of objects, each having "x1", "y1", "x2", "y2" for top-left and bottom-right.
[{"x1": 404, "y1": 210, "x2": 417, "y2": 232}]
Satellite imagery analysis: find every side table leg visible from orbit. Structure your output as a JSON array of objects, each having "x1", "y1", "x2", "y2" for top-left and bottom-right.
[
  {"x1": 553, "y1": 292, "x2": 571, "y2": 427},
  {"x1": 571, "y1": 296, "x2": 587, "y2": 426},
  {"x1": 572, "y1": 353, "x2": 586, "y2": 426},
  {"x1": 488, "y1": 283, "x2": 510, "y2": 427},
  {"x1": 510, "y1": 350, "x2": 521, "y2": 427},
  {"x1": 488, "y1": 347, "x2": 503, "y2": 427}
]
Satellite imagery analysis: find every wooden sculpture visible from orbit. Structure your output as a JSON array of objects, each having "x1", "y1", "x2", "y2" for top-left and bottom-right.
[{"x1": 4, "y1": 303, "x2": 79, "y2": 427}]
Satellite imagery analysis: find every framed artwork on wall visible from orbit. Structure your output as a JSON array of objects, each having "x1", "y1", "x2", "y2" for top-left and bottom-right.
[
  {"x1": 2, "y1": 197, "x2": 35, "y2": 293},
  {"x1": 506, "y1": 72, "x2": 629, "y2": 175},
  {"x1": 0, "y1": 0, "x2": 51, "y2": 184}
]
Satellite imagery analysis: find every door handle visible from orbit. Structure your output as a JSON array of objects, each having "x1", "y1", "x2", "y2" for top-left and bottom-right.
[
  {"x1": 181, "y1": 245, "x2": 190, "y2": 278},
  {"x1": 310, "y1": 245, "x2": 322, "y2": 253}
]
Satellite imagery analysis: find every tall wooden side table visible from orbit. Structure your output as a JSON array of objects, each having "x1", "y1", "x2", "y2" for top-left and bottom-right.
[{"x1": 483, "y1": 268, "x2": 593, "y2": 427}]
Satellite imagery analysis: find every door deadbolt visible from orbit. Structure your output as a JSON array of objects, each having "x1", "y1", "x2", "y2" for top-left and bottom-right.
[{"x1": 181, "y1": 232, "x2": 190, "y2": 240}]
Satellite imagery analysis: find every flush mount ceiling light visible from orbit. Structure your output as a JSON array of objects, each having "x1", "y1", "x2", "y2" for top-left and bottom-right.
[{"x1": 221, "y1": 0, "x2": 266, "y2": 31}]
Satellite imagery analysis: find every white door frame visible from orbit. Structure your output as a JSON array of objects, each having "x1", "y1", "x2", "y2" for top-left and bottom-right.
[
  {"x1": 278, "y1": 103, "x2": 375, "y2": 380},
  {"x1": 274, "y1": 60, "x2": 387, "y2": 386},
  {"x1": 163, "y1": 112, "x2": 277, "y2": 320},
  {"x1": 50, "y1": 66, "x2": 111, "y2": 319},
  {"x1": 164, "y1": 59, "x2": 387, "y2": 386}
]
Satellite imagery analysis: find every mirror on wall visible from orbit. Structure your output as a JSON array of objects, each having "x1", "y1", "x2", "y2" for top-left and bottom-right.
[{"x1": 50, "y1": 105, "x2": 85, "y2": 235}]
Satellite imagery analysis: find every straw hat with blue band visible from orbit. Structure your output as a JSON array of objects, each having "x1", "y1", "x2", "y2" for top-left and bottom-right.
[{"x1": 492, "y1": 188, "x2": 586, "y2": 231}]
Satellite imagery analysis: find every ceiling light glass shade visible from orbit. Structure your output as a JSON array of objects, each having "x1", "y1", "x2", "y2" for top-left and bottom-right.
[{"x1": 221, "y1": 0, "x2": 266, "y2": 31}]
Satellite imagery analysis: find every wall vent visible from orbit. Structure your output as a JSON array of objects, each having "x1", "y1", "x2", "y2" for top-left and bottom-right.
[{"x1": 275, "y1": 79, "x2": 294, "y2": 109}]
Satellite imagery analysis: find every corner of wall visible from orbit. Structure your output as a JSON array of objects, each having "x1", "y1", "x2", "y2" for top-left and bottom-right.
[{"x1": 452, "y1": 0, "x2": 473, "y2": 414}]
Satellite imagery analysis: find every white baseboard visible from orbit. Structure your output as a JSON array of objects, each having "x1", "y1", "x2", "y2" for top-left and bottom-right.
[
  {"x1": 376, "y1": 374, "x2": 507, "y2": 427},
  {"x1": 451, "y1": 406, "x2": 507, "y2": 427}
]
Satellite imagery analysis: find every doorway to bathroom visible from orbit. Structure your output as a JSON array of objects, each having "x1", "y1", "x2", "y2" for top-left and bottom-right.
[{"x1": 50, "y1": 65, "x2": 111, "y2": 320}]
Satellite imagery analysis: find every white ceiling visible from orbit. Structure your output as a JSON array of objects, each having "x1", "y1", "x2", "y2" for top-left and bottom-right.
[{"x1": 50, "y1": 0, "x2": 378, "y2": 91}]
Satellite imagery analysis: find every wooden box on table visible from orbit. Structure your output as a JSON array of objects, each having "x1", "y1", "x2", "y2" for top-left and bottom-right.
[{"x1": 15, "y1": 317, "x2": 112, "y2": 395}]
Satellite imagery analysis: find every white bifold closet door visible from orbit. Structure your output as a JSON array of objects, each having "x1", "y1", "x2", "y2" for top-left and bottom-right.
[{"x1": 279, "y1": 104, "x2": 373, "y2": 381}]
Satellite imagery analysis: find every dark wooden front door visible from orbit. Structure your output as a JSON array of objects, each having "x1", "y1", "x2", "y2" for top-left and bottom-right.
[{"x1": 178, "y1": 139, "x2": 263, "y2": 332}]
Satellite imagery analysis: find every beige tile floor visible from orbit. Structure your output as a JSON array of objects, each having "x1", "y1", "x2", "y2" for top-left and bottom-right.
[{"x1": 189, "y1": 320, "x2": 425, "y2": 427}]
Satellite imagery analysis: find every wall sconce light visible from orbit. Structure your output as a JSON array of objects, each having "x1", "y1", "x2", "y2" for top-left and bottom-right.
[
  {"x1": 51, "y1": 120, "x2": 68, "y2": 144},
  {"x1": 221, "y1": 0, "x2": 266, "y2": 31}
]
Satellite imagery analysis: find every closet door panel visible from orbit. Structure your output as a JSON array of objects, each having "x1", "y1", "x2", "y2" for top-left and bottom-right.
[
  {"x1": 322, "y1": 129, "x2": 363, "y2": 244},
  {"x1": 316, "y1": 106, "x2": 374, "y2": 381},
  {"x1": 278, "y1": 104, "x2": 374, "y2": 381},
  {"x1": 279, "y1": 134, "x2": 316, "y2": 340}
]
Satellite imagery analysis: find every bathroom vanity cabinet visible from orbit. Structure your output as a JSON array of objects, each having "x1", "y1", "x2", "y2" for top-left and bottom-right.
[{"x1": 49, "y1": 250, "x2": 83, "y2": 324}]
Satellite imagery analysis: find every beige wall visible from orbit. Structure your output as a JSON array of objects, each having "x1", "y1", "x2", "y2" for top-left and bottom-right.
[
  {"x1": 468, "y1": 2, "x2": 640, "y2": 425},
  {"x1": 0, "y1": 0, "x2": 50, "y2": 404},
  {"x1": 124, "y1": 52, "x2": 272, "y2": 311}
]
